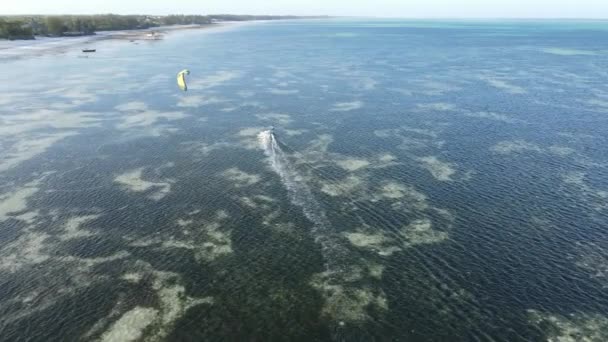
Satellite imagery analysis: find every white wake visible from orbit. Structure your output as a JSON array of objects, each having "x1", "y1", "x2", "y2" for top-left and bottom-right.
[{"x1": 258, "y1": 130, "x2": 346, "y2": 272}]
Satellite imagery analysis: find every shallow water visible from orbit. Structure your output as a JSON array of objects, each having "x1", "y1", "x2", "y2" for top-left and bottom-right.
[{"x1": 1, "y1": 19, "x2": 608, "y2": 341}]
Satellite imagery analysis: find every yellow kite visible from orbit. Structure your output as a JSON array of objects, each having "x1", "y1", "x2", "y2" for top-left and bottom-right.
[{"x1": 177, "y1": 69, "x2": 190, "y2": 91}]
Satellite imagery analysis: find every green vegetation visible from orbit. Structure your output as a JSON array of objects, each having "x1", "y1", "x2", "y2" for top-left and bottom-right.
[
  {"x1": 0, "y1": 18, "x2": 34, "y2": 40},
  {"x1": 0, "y1": 14, "x2": 323, "y2": 40}
]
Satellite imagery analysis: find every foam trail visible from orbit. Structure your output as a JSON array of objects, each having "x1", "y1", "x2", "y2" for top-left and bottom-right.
[{"x1": 258, "y1": 130, "x2": 347, "y2": 273}]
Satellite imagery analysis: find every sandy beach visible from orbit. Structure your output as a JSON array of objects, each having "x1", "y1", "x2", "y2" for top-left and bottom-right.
[{"x1": 0, "y1": 23, "x2": 237, "y2": 59}]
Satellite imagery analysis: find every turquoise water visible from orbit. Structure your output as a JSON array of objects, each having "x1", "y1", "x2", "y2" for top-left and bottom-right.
[{"x1": 1, "y1": 19, "x2": 608, "y2": 341}]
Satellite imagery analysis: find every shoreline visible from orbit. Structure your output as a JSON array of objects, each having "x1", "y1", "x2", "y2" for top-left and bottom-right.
[
  {"x1": 0, "y1": 22, "x2": 239, "y2": 59},
  {"x1": 96, "y1": 23, "x2": 229, "y2": 40}
]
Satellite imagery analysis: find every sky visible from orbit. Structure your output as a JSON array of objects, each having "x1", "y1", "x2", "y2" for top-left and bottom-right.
[{"x1": 2, "y1": 0, "x2": 608, "y2": 18}]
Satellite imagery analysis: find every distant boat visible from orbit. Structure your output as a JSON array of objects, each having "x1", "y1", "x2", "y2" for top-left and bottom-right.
[
  {"x1": 82, "y1": 49, "x2": 96, "y2": 53},
  {"x1": 145, "y1": 32, "x2": 163, "y2": 40}
]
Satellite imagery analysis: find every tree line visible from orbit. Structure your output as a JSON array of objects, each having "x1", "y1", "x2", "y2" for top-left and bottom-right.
[{"x1": 0, "y1": 14, "x2": 324, "y2": 40}]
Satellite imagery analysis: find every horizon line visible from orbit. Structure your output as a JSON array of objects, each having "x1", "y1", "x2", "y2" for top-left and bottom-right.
[{"x1": 1, "y1": 13, "x2": 608, "y2": 20}]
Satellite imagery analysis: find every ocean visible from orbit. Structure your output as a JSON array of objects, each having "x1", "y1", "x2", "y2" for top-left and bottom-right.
[{"x1": 1, "y1": 19, "x2": 608, "y2": 341}]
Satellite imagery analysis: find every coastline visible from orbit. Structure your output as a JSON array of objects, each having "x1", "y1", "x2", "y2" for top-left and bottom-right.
[
  {"x1": 0, "y1": 22, "x2": 238, "y2": 59},
  {"x1": 97, "y1": 23, "x2": 230, "y2": 40}
]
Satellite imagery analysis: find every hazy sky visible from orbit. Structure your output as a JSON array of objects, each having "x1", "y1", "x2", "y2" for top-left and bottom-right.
[{"x1": 3, "y1": 0, "x2": 608, "y2": 18}]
